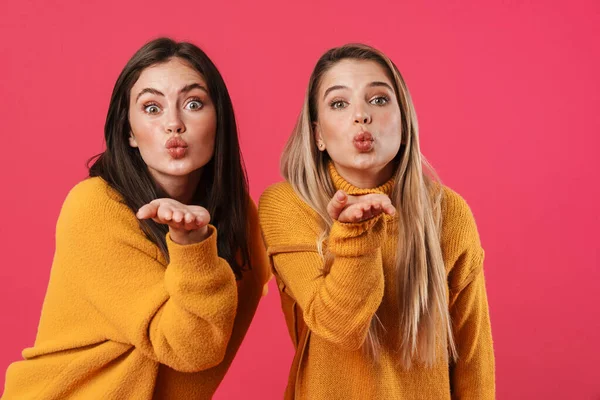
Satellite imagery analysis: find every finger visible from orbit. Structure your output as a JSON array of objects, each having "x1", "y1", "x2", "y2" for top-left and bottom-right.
[
  {"x1": 172, "y1": 210, "x2": 184, "y2": 223},
  {"x1": 157, "y1": 205, "x2": 173, "y2": 222},
  {"x1": 371, "y1": 199, "x2": 389, "y2": 218},
  {"x1": 353, "y1": 208, "x2": 363, "y2": 221},
  {"x1": 371, "y1": 196, "x2": 395, "y2": 216},
  {"x1": 361, "y1": 202, "x2": 373, "y2": 212},
  {"x1": 383, "y1": 203, "x2": 396, "y2": 216},
  {"x1": 364, "y1": 208, "x2": 374, "y2": 220},
  {"x1": 184, "y1": 212, "x2": 209, "y2": 230},
  {"x1": 165, "y1": 220, "x2": 186, "y2": 231},
  {"x1": 366, "y1": 202, "x2": 380, "y2": 218},
  {"x1": 136, "y1": 203, "x2": 158, "y2": 219},
  {"x1": 184, "y1": 212, "x2": 195, "y2": 224},
  {"x1": 193, "y1": 210, "x2": 210, "y2": 227},
  {"x1": 364, "y1": 205, "x2": 377, "y2": 220},
  {"x1": 327, "y1": 190, "x2": 348, "y2": 220},
  {"x1": 183, "y1": 219, "x2": 200, "y2": 231}
]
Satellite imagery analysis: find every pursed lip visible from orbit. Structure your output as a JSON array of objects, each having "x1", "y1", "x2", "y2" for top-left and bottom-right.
[
  {"x1": 353, "y1": 131, "x2": 374, "y2": 142},
  {"x1": 165, "y1": 137, "x2": 188, "y2": 149},
  {"x1": 352, "y1": 131, "x2": 375, "y2": 152}
]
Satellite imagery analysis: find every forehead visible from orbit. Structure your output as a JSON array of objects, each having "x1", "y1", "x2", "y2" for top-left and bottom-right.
[
  {"x1": 319, "y1": 59, "x2": 393, "y2": 94},
  {"x1": 132, "y1": 58, "x2": 206, "y2": 90}
]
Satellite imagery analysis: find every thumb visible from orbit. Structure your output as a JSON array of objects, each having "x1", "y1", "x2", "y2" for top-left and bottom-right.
[{"x1": 327, "y1": 190, "x2": 348, "y2": 220}]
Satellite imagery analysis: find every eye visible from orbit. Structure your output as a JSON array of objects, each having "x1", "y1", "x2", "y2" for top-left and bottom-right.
[
  {"x1": 185, "y1": 99, "x2": 204, "y2": 111},
  {"x1": 330, "y1": 100, "x2": 348, "y2": 110},
  {"x1": 144, "y1": 103, "x2": 161, "y2": 114},
  {"x1": 370, "y1": 96, "x2": 389, "y2": 106}
]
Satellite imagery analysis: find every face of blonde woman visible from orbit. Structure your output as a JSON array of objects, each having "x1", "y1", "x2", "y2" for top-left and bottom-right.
[{"x1": 314, "y1": 59, "x2": 402, "y2": 187}]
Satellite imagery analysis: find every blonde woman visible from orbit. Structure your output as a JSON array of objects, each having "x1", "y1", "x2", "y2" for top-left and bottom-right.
[{"x1": 259, "y1": 44, "x2": 495, "y2": 399}]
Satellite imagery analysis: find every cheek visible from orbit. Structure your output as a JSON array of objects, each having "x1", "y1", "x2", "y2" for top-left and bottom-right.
[
  {"x1": 321, "y1": 112, "x2": 349, "y2": 144},
  {"x1": 129, "y1": 112, "x2": 144, "y2": 132},
  {"x1": 188, "y1": 113, "x2": 217, "y2": 146},
  {"x1": 379, "y1": 110, "x2": 402, "y2": 139},
  {"x1": 133, "y1": 130, "x2": 157, "y2": 150},
  {"x1": 130, "y1": 115, "x2": 162, "y2": 147}
]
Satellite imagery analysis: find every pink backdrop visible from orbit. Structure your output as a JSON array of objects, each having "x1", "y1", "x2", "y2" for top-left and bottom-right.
[{"x1": 1, "y1": 1, "x2": 599, "y2": 398}]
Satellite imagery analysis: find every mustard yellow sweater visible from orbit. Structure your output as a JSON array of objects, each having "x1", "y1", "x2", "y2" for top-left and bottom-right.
[
  {"x1": 2, "y1": 177, "x2": 270, "y2": 399},
  {"x1": 258, "y1": 165, "x2": 495, "y2": 399}
]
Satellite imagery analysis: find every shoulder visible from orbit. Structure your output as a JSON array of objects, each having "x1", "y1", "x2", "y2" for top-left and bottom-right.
[
  {"x1": 259, "y1": 182, "x2": 299, "y2": 208},
  {"x1": 63, "y1": 177, "x2": 125, "y2": 213},
  {"x1": 58, "y1": 177, "x2": 141, "y2": 238},
  {"x1": 258, "y1": 181, "x2": 317, "y2": 217},
  {"x1": 258, "y1": 182, "x2": 321, "y2": 247},
  {"x1": 427, "y1": 181, "x2": 479, "y2": 246},
  {"x1": 438, "y1": 185, "x2": 485, "y2": 285},
  {"x1": 440, "y1": 186, "x2": 477, "y2": 229}
]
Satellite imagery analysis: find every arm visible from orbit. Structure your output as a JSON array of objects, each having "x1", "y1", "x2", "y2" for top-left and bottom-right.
[
  {"x1": 449, "y1": 266, "x2": 495, "y2": 399},
  {"x1": 442, "y1": 187, "x2": 495, "y2": 399},
  {"x1": 259, "y1": 184, "x2": 387, "y2": 350},
  {"x1": 55, "y1": 181, "x2": 238, "y2": 372}
]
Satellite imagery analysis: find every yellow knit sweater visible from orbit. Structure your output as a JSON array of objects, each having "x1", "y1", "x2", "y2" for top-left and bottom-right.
[
  {"x1": 258, "y1": 165, "x2": 495, "y2": 399},
  {"x1": 2, "y1": 177, "x2": 270, "y2": 399}
]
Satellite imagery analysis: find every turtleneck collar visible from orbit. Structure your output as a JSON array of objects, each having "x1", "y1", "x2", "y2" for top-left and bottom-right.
[{"x1": 328, "y1": 162, "x2": 395, "y2": 196}]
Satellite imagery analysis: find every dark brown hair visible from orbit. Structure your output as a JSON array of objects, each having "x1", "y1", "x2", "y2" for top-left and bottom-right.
[{"x1": 89, "y1": 37, "x2": 250, "y2": 279}]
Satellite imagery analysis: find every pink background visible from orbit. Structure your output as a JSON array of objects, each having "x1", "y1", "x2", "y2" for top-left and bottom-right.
[{"x1": 1, "y1": 0, "x2": 599, "y2": 398}]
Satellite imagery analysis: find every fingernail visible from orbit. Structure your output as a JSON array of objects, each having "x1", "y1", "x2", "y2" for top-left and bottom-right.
[{"x1": 336, "y1": 191, "x2": 345, "y2": 201}]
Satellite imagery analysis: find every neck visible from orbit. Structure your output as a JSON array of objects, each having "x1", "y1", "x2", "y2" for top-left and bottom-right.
[
  {"x1": 332, "y1": 162, "x2": 395, "y2": 189},
  {"x1": 150, "y1": 169, "x2": 203, "y2": 204}
]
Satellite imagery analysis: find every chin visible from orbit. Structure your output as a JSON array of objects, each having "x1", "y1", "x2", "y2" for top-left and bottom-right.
[
  {"x1": 157, "y1": 162, "x2": 199, "y2": 177},
  {"x1": 166, "y1": 156, "x2": 212, "y2": 174},
  {"x1": 349, "y1": 154, "x2": 384, "y2": 170}
]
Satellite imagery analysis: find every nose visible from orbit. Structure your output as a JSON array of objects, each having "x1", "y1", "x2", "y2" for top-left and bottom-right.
[
  {"x1": 164, "y1": 110, "x2": 186, "y2": 134},
  {"x1": 353, "y1": 106, "x2": 371, "y2": 125}
]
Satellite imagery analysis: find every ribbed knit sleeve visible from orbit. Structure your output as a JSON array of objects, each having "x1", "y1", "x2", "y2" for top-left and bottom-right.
[
  {"x1": 441, "y1": 187, "x2": 496, "y2": 399},
  {"x1": 259, "y1": 182, "x2": 386, "y2": 350}
]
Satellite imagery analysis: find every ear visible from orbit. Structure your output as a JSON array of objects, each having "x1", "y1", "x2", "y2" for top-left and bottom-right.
[
  {"x1": 313, "y1": 122, "x2": 325, "y2": 151},
  {"x1": 128, "y1": 132, "x2": 138, "y2": 148}
]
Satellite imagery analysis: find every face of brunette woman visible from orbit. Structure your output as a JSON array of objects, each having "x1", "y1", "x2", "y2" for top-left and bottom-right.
[{"x1": 128, "y1": 57, "x2": 217, "y2": 185}]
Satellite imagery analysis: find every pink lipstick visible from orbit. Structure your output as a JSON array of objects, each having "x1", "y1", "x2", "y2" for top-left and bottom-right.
[
  {"x1": 166, "y1": 137, "x2": 188, "y2": 159},
  {"x1": 353, "y1": 131, "x2": 374, "y2": 152}
]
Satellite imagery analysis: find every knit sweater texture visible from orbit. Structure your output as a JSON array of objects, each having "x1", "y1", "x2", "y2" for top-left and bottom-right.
[
  {"x1": 2, "y1": 177, "x2": 270, "y2": 399},
  {"x1": 258, "y1": 165, "x2": 495, "y2": 399}
]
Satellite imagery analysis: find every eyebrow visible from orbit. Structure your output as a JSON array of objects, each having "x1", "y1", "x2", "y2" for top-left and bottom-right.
[
  {"x1": 135, "y1": 83, "x2": 208, "y2": 102},
  {"x1": 323, "y1": 85, "x2": 348, "y2": 99},
  {"x1": 323, "y1": 81, "x2": 394, "y2": 100},
  {"x1": 369, "y1": 81, "x2": 394, "y2": 92}
]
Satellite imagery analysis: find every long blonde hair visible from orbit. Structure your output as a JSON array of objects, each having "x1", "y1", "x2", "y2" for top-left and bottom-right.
[{"x1": 281, "y1": 44, "x2": 457, "y2": 368}]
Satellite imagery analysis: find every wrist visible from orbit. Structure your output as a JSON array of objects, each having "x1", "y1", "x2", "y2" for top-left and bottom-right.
[{"x1": 169, "y1": 225, "x2": 210, "y2": 245}]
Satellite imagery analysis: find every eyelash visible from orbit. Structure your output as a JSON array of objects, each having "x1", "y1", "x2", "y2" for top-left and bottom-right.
[
  {"x1": 143, "y1": 102, "x2": 161, "y2": 114},
  {"x1": 371, "y1": 96, "x2": 390, "y2": 106},
  {"x1": 328, "y1": 95, "x2": 390, "y2": 110},
  {"x1": 329, "y1": 99, "x2": 347, "y2": 109},
  {"x1": 185, "y1": 97, "x2": 204, "y2": 110},
  {"x1": 142, "y1": 97, "x2": 204, "y2": 114}
]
